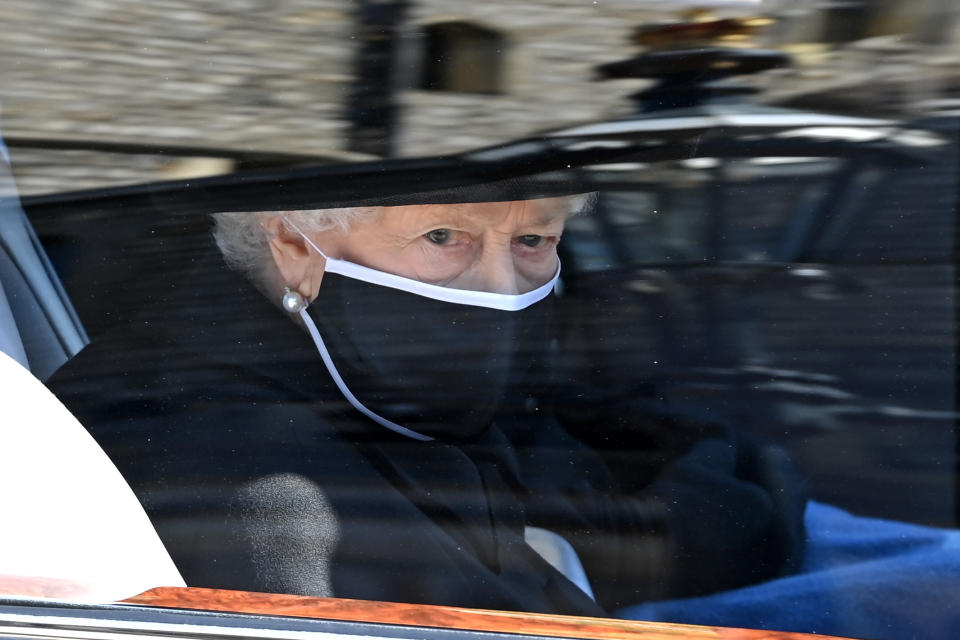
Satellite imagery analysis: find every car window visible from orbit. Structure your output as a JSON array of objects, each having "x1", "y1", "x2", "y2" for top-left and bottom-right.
[{"x1": 2, "y1": 4, "x2": 959, "y2": 640}]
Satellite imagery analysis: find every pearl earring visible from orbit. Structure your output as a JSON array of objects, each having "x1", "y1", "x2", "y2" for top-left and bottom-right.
[{"x1": 282, "y1": 287, "x2": 307, "y2": 313}]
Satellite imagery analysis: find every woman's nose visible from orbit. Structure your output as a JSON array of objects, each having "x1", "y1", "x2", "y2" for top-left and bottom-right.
[{"x1": 473, "y1": 244, "x2": 520, "y2": 295}]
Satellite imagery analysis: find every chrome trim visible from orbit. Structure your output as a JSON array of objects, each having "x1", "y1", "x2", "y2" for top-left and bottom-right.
[{"x1": 0, "y1": 613, "x2": 387, "y2": 640}]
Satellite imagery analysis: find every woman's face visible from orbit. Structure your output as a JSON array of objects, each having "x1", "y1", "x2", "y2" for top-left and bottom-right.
[{"x1": 302, "y1": 198, "x2": 570, "y2": 296}]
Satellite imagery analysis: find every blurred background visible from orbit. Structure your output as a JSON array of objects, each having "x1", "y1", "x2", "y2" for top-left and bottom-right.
[
  {"x1": 1, "y1": 1, "x2": 957, "y2": 527},
  {"x1": 4, "y1": 0, "x2": 960, "y2": 192}
]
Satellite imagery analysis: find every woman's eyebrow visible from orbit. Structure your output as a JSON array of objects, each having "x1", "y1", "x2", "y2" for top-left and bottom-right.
[
  {"x1": 533, "y1": 205, "x2": 575, "y2": 226},
  {"x1": 537, "y1": 208, "x2": 571, "y2": 226},
  {"x1": 409, "y1": 204, "x2": 488, "y2": 229},
  {"x1": 403, "y1": 202, "x2": 568, "y2": 230}
]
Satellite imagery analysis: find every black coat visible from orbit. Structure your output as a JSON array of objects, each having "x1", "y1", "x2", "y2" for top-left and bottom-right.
[{"x1": 49, "y1": 247, "x2": 806, "y2": 616}]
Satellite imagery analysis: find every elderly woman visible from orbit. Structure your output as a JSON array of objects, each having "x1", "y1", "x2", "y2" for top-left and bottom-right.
[{"x1": 48, "y1": 192, "x2": 806, "y2": 616}]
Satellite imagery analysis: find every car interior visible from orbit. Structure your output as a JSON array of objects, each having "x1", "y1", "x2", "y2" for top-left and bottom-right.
[{"x1": 2, "y1": 5, "x2": 958, "y2": 640}]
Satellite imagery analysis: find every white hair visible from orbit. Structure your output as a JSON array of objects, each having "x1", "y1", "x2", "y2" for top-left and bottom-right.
[{"x1": 211, "y1": 207, "x2": 378, "y2": 285}]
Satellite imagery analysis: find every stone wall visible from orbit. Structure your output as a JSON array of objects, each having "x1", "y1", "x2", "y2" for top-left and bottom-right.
[
  {"x1": 2, "y1": 1, "x2": 759, "y2": 195},
  {"x1": 4, "y1": 0, "x2": 959, "y2": 196},
  {"x1": 5, "y1": 0, "x2": 355, "y2": 151},
  {"x1": 5, "y1": 0, "x2": 357, "y2": 194},
  {"x1": 396, "y1": 1, "x2": 645, "y2": 156}
]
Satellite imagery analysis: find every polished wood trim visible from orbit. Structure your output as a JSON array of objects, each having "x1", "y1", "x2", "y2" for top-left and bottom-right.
[{"x1": 125, "y1": 587, "x2": 851, "y2": 640}]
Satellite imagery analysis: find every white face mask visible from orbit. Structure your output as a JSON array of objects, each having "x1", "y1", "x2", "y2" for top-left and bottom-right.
[
  {"x1": 285, "y1": 220, "x2": 562, "y2": 442},
  {"x1": 287, "y1": 220, "x2": 560, "y2": 310}
]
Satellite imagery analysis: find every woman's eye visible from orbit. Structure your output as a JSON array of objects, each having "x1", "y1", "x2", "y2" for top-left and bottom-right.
[
  {"x1": 425, "y1": 229, "x2": 452, "y2": 245},
  {"x1": 516, "y1": 234, "x2": 543, "y2": 247}
]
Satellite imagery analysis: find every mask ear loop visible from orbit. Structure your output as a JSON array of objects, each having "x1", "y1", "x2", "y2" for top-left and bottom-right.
[
  {"x1": 285, "y1": 218, "x2": 332, "y2": 260},
  {"x1": 297, "y1": 308, "x2": 435, "y2": 442},
  {"x1": 281, "y1": 219, "x2": 434, "y2": 441}
]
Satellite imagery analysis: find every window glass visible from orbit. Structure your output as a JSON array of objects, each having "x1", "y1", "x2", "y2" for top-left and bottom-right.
[
  {"x1": 2, "y1": 4, "x2": 959, "y2": 640},
  {"x1": 421, "y1": 21, "x2": 505, "y2": 94}
]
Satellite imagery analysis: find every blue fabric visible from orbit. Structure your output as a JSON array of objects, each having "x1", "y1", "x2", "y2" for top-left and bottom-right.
[{"x1": 618, "y1": 501, "x2": 960, "y2": 640}]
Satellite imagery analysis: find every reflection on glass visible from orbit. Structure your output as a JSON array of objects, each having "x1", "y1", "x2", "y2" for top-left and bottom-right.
[{"x1": 1, "y1": 3, "x2": 959, "y2": 640}]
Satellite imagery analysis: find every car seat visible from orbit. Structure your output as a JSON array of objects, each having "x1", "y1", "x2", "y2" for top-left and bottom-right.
[{"x1": 0, "y1": 134, "x2": 87, "y2": 379}]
